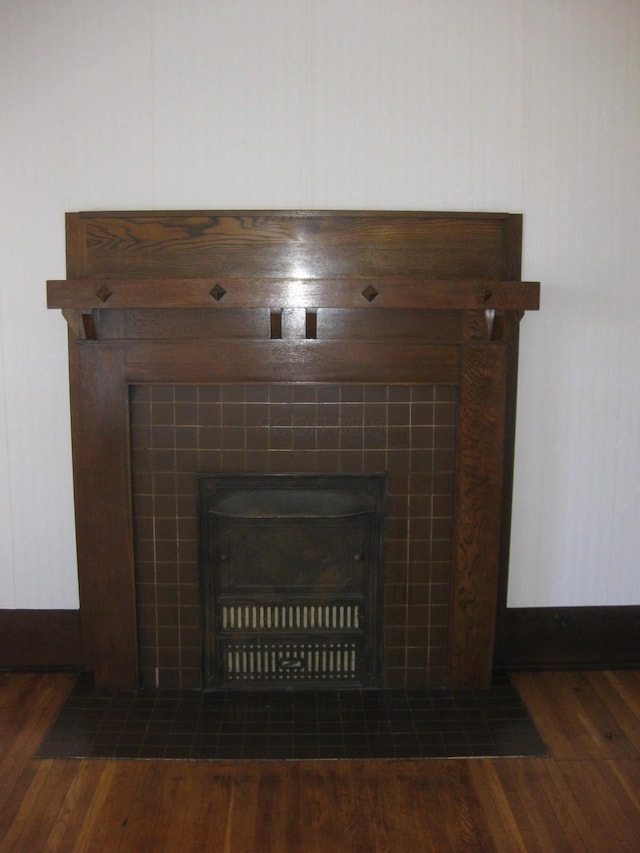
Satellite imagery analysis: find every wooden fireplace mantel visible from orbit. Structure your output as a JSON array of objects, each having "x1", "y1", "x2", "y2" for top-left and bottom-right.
[{"x1": 48, "y1": 211, "x2": 539, "y2": 690}]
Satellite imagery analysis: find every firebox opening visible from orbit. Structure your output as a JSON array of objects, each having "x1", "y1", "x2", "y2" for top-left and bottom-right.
[{"x1": 199, "y1": 473, "x2": 386, "y2": 690}]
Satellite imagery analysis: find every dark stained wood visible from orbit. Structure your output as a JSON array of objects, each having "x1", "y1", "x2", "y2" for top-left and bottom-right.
[
  {"x1": 124, "y1": 340, "x2": 461, "y2": 385},
  {"x1": 65, "y1": 213, "x2": 87, "y2": 278},
  {"x1": 2, "y1": 670, "x2": 640, "y2": 852},
  {"x1": 47, "y1": 277, "x2": 540, "y2": 311},
  {"x1": 495, "y1": 605, "x2": 640, "y2": 669},
  {"x1": 0, "y1": 610, "x2": 82, "y2": 668},
  {"x1": 450, "y1": 342, "x2": 507, "y2": 688},
  {"x1": 68, "y1": 340, "x2": 138, "y2": 689},
  {"x1": 78, "y1": 211, "x2": 510, "y2": 279},
  {"x1": 50, "y1": 211, "x2": 539, "y2": 691}
]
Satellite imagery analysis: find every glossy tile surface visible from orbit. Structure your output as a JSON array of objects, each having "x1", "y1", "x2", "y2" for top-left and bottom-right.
[{"x1": 38, "y1": 674, "x2": 547, "y2": 760}]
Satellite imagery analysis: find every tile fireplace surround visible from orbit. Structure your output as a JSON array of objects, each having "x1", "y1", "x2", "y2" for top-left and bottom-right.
[{"x1": 47, "y1": 211, "x2": 539, "y2": 692}]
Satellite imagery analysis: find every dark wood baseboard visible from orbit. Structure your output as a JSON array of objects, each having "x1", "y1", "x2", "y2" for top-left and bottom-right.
[
  {"x1": 495, "y1": 606, "x2": 640, "y2": 670},
  {"x1": 1, "y1": 606, "x2": 637, "y2": 673},
  {"x1": 0, "y1": 610, "x2": 83, "y2": 669}
]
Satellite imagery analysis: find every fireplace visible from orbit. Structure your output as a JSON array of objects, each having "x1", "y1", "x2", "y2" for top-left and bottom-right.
[
  {"x1": 199, "y1": 473, "x2": 385, "y2": 689},
  {"x1": 47, "y1": 210, "x2": 539, "y2": 691}
]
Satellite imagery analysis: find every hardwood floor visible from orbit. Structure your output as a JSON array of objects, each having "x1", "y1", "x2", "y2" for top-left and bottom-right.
[{"x1": 0, "y1": 670, "x2": 638, "y2": 851}]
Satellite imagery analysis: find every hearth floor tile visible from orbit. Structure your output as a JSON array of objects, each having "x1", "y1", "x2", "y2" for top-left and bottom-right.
[{"x1": 37, "y1": 673, "x2": 547, "y2": 761}]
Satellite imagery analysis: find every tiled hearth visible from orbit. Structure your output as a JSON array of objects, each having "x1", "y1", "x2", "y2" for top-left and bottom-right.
[
  {"x1": 130, "y1": 383, "x2": 457, "y2": 691},
  {"x1": 38, "y1": 672, "x2": 547, "y2": 760}
]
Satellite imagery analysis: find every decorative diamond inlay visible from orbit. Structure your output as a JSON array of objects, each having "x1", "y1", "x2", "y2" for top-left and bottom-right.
[
  {"x1": 209, "y1": 283, "x2": 227, "y2": 302},
  {"x1": 96, "y1": 285, "x2": 112, "y2": 303},
  {"x1": 362, "y1": 285, "x2": 379, "y2": 302}
]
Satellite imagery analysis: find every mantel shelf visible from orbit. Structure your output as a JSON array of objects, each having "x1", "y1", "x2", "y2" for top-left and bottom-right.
[{"x1": 48, "y1": 277, "x2": 540, "y2": 312}]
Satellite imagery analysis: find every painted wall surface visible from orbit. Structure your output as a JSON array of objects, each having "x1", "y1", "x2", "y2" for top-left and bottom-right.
[{"x1": 1, "y1": 0, "x2": 638, "y2": 609}]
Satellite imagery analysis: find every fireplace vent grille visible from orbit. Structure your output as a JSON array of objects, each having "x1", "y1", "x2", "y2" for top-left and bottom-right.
[
  {"x1": 221, "y1": 603, "x2": 361, "y2": 632},
  {"x1": 223, "y1": 639, "x2": 361, "y2": 683}
]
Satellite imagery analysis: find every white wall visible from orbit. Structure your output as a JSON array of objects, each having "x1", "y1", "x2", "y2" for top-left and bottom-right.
[{"x1": 1, "y1": 0, "x2": 638, "y2": 609}]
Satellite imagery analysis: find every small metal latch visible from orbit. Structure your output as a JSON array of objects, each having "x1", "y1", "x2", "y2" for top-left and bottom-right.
[{"x1": 279, "y1": 658, "x2": 305, "y2": 671}]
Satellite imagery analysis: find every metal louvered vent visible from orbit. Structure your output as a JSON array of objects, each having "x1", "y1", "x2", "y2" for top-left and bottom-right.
[
  {"x1": 200, "y1": 474, "x2": 385, "y2": 690},
  {"x1": 222, "y1": 640, "x2": 361, "y2": 684},
  {"x1": 221, "y1": 603, "x2": 360, "y2": 631}
]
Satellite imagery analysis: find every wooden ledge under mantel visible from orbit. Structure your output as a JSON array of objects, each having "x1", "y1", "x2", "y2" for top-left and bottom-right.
[
  {"x1": 48, "y1": 277, "x2": 539, "y2": 312},
  {"x1": 49, "y1": 210, "x2": 540, "y2": 690}
]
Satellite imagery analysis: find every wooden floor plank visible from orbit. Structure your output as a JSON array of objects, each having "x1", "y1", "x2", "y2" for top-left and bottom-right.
[
  {"x1": 512, "y1": 671, "x2": 617, "y2": 760},
  {"x1": 0, "y1": 673, "x2": 76, "y2": 842},
  {"x1": 175, "y1": 765, "x2": 235, "y2": 853},
  {"x1": 588, "y1": 670, "x2": 640, "y2": 751},
  {"x1": 555, "y1": 671, "x2": 638, "y2": 758},
  {"x1": 495, "y1": 758, "x2": 588, "y2": 853},
  {"x1": 42, "y1": 760, "x2": 111, "y2": 853},
  {"x1": 71, "y1": 761, "x2": 152, "y2": 852},
  {"x1": 467, "y1": 759, "x2": 528, "y2": 852},
  {"x1": 558, "y1": 758, "x2": 640, "y2": 848}
]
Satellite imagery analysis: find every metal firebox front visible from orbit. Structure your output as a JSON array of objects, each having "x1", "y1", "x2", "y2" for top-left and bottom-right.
[{"x1": 199, "y1": 474, "x2": 386, "y2": 690}]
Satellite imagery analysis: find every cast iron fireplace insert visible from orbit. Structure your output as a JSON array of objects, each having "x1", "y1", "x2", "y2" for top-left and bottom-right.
[
  {"x1": 199, "y1": 473, "x2": 385, "y2": 689},
  {"x1": 47, "y1": 210, "x2": 540, "y2": 690}
]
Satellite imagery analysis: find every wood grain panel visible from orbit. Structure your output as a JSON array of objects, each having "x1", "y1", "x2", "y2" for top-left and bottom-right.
[
  {"x1": 124, "y1": 340, "x2": 461, "y2": 385},
  {"x1": 47, "y1": 277, "x2": 540, "y2": 311},
  {"x1": 68, "y1": 340, "x2": 138, "y2": 689},
  {"x1": 450, "y1": 342, "x2": 507, "y2": 688},
  {"x1": 80, "y1": 211, "x2": 508, "y2": 279}
]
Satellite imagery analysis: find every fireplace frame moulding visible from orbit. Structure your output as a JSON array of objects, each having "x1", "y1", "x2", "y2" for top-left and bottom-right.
[{"x1": 47, "y1": 210, "x2": 540, "y2": 691}]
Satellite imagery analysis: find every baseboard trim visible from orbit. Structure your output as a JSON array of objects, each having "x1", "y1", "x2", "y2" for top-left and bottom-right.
[
  {"x1": 0, "y1": 609, "x2": 83, "y2": 668},
  {"x1": 495, "y1": 605, "x2": 640, "y2": 670},
  {"x1": 1, "y1": 606, "x2": 637, "y2": 672}
]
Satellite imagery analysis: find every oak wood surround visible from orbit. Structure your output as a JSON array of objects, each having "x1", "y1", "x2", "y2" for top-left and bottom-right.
[{"x1": 48, "y1": 211, "x2": 539, "y2": 690}]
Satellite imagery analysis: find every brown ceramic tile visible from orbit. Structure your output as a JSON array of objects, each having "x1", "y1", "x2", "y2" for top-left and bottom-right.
[
  {"x1": 175, "y1": 403, "x2": 198, "y2": 425},
  {"x1": 384, "y1": 562, "x2": 408, "y2": 585},
  {"x1": 434, "y1": 402, "x2": 457, "y2": 425},
  {"x1": 406, "y1": 648, "x2": 430, "y2": 667},
  {"x1": 341, "y1": 385, "x2": 364, "y2": 403},
  {"x1": 219, "y1": 387, "x2": 243, "y2": 404},
  {"x1": 131, "y1": 383, "x2": 456, "y2": 690},
  {"x1": 151, "y1": 387, "x2": 173, "y2": 403},
  {"x1": 408, "y1": 562, "x2": 430, "y2": 584},
  {"x1": 316, "y1": 385, "x2": 340, "y2": 403},
  {"x1": 198, "y1": 404, "x2": 221, "y2": 426},
  {"x1": 245, "y1": 385, "x2": 269, "y2": 403},
  {"x1": 222, "y1": 404, "x2": 245, "y2": 427},
  {"x1": 270, "y1": 385, "x2": 292, "y2": 403},
  {"x1": 221, "y1": 427, "x2": 245, "y2": 450},
  {"x1": 387, "y1": 448, "x2": 411, "y2": 472},
  {"x1": 155, "y1": 564, "x2": 179, "y2": 585},
  {"x1": 411, "y1": 386, "x2": 435, "y2": 403},
  {"x1": 244, "y1": 451, "x2": 270, "y2": 471},
  {"x1": 245, "y1": 404, "x2": 269, "y2": 428},
  {"x1": 408, "y1": 585, "x2": 430, "y2": 606},
  {"x1": 316, "y1": 428, "x2": 340, "y2": 450},
  {"x1": 340, "y1": 452, "x2": 363, "y2": 472},
  {"x1": 221, "y1": 451, "x2": 246, "y2": 472},
  {"x1": 131, "y1": 386, "x2": 151, "y2": 403},
  {"x1": 317, "y1": 404, "x2": 340, "y2": 426},
  {"x1": 198, "y1": 387, "x2": 221, "y2": 403}
]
